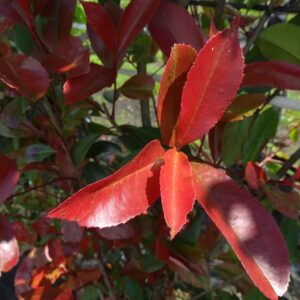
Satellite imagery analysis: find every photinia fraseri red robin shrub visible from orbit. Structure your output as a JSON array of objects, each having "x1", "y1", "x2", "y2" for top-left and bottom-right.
[
  {"x1": 1, "y1": 0, "x2": 300, "y2": 299},
  {"x1": 47, "y1": 21, "x2": 290, "y2": 299}
]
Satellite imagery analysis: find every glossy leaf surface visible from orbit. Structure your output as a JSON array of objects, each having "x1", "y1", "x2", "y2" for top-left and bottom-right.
[
  {"x1": 0, "y1": 154, "x2": 20, "y2": 203},
  {"x1": 192, "y1": 162, "x2": 290, "y2": 299},
  {"x1": 157, "y1": 44, "x2": 197, "y2": 147},
  {"x1": 0, "y1": 54, "x2": 50, "y2": 99},
  {"x1": 48, "y1": 140, "x2": 165, "y2": 228},
  {"x1": 243, "y1": 61, "x2": 300, "y2": 90},
  {"x1": 0, "y1": 214, "x2": 19, "y2": 272},
  {"x1": 160, "y1": 149, "x2": 195, "y2": 238},
  {"x1": 117, "y1": 0, "x2": 160, "y2": 55},
  {"x1": 120, "y1": 74, "x2": 155, "y2": 100},
  {"x1": 149, "y1": 2, "x2": 204, "y2": 57},
  {"x1": 175, "y1": 24, "x2": 244, "y2": 148},
  {"x1": 64, "y1": 64, "x2": 116, "y2": 104}
]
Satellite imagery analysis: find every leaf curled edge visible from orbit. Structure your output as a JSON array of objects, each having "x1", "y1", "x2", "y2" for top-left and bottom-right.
[{"x1": 191, "y1": 162, "x2": 290, "y2": 299}]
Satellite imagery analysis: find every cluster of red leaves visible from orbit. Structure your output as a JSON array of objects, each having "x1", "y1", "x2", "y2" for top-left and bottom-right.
[{"x1": 1, "y1": 0, "x2": 300, "y2": 299}]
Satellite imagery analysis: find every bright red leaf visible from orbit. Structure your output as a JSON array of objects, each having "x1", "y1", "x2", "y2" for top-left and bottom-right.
[
  {"x1": 63, "y1": 63, "x2": 116, "y2": 104},
  {"x1": 175, "y1": 22, "x2": 244, "y2": 148},
  {"x1": 120, "y1": 74, "x2": 155, "y2": 100},
  {"x1": 149, "y1": 2, "x2": 204, "y2": 57},
  {"x1": 192, "y1": 162, "x2": 290, "y2": 299},
  {"x1": 160, "y1": 149, "x2": 195, "y2": 238},
  {"x1": 0, "y1": 154, "x2": 20, "y2": 203},
  {"x1": 117, "y1": 0, "x2": 160, "y2": 55},
  {"x1": 245, "y1": 162, "x2": 266, "y2": 190},
  {"x1": 157, "y1": 44, "x2": 197, "y2": 147},
  {"x1": 47, "y1": 140, "x2": 165, "y2": 228},
  {"x1": 0, "y1": 54, "x2": 50, "y2": 99},
  {"x1": 243, "y1": 61, "x2": 300, "y2": 90},
  {"x1": 0, "y1": 214, "x2": 19, "y2": 273}
]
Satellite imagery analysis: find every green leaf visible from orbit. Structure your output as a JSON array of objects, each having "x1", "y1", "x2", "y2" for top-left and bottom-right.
[
  {"x1": 142, "y1": 253, "x2": 165, "y2": 272},
  {"x1": 222, "y1": 115, "x2": 254, "y2": 166},
  {"x1": 13, "y1": 24, "x2": 34, "y2": 55},
  {"x1": 83, "y1": 162, "x2": 109, "y2": 184},
  {"x1": 245, "y1": 288, "x2": 266, "y2": 300},
  {"x1": 25, "y1": 144, "x2": 56, "y2": 163},
  {"x1": 72, "y1": 134, "x2": 99, "y2": 166},
  {"x1": 258, "y1": 23, "x2": 300, "y2": 64},
  {"x1": 124, "y1": 277, "x2": 144, "y2": 300},
  {"x1": 242, "y1": 107, "x2": 279, "y2": 164},
  {"x1": 82, "y1": 286, "x2": 100, "y2": 300}
]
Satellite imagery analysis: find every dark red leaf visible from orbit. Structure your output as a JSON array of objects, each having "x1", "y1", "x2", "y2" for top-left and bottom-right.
[
  {"x1": 242, "y1": 61, "x2": 300, "y2": 90},
  {"x1": 61, "y1": 221, "x2": 84, "y2": 243},
  {"x1": 160, "y1": 149, "x2": 195, "y2": 238},
  {"x1": 82, "y1": 1, "x2": 117, "y2": 52},
  {"x1": 47, "y1": 140, "x2": 165, "y2": 228},
  {"x1": 157, "y1": 44, "x2": 197, "y2": 147},
  {"x1": 63, "y1": 63, "x2": 116, "y2": 104},
  {"x1": 192, "y1": 162, "x2": 290, "y2": 299},
  {"x1": 222, "y1": 93, "x2": 266, "y2": 122},
  {"x1": 12, "y1": 221, "x2": 32, "y2": 243},
  {"x1": 0, "y1": 214, "x2": 19, "y2": 272},
  {"x1": 97, "y1": 222, "x2": 135, "y2": 240},
  {"x1": 175, "y1": 23, "x2": 244, "y2": 148},
  {"x1": 117, "y1": 0, "x2": 160, "y2": 55},
  {"x1": 42, "y1": 36, "x2": 90, "y2": 77},
  {"x1": 149, "y1": 2, "x2": 204, "y2": 57},
  {"x1": 0, "y1": 154, "x2": 20, "y2": 203},
  {"x1": 45, "y1": 239, "x2": 66, "y2": 266},
  {"x1": 120, "y1": 74, "x2": 155, "y2": 100},
  {"x1": 264, "y1": 185, "x2": 300, "y2": 219},
  {"x1": 245, "y1": 162, "x2": 266, "y2": 190},
  {"x1": 0, "y1": 54, "x2": 50, "y2": 99}
]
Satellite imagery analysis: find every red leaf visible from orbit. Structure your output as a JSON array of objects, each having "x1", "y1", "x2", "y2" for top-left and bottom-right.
[
  {"x1": 0, "y1": 214, "x2": 19, "y2": 272},
  {"x1": 242, "y1": 61, "x2": 300, "y2": 90},
  {"x1": 264, "y1": 185, "x2": 300, "y2": 219},
  {"x1": 61, "y1": 221, "x2": 84, "y2": 243},
  {"x1": 245, "y1": 162, "x2": 266, "y2": 190},
  {"x1": 0, "y1": 54, "x2": 50, "y2": 99},
  {"x1": 120, "y1": 74, "x2": 155, "y2": 100},
  {"x1": 117, "y1": 0, "x2": 160, "y2": 55},
  {"x1": 42, "y1": 36, "x2": 90, "y2": 77},
  {"x1": 149, "y1": 2, "x2": 204, "y2": 57},
  {"x1": 82, "y1": 1, "x2": 117, "y2": 52},
  {"x1": 47, "y1": 140, "x2": 165, "y2": 228},
  {"x1": 157, "y1": 44, "x2": 197, "y2": 147},
  {"x1": 63, "y1": 63, "x2": 116, "y2": 104},
  {"x1": 175, "y1": 23, "x2": 244, "y2": 148},
  {"x1": 160, "y1": 149, "x2": 195, "y2": 238},
  {"x1": 0, "y1": 154, "x2": 20, "y2": 203},
  {"x1": 12, "y1": 221, "x2": 32, "y2": 243},
  {"x1": 192, "y1": 162, "x2": 290, "y2": 299},
  {"x1": 97, "y1": 222, "x2": 135, "y2": 240}
]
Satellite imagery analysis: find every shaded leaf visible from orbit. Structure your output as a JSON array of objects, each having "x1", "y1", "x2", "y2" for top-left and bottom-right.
[
  {"x1": 175, "y1": 22, "x2": 244, "y2": 148},
  {"x1": 264, "y1": 185, "x2": 300, "y2": 219},
  {"x1": 242, "y1": 107, "x2": 279, "y2": 164},
  {"x1": 0, "y1": 54, "x2": 50, "y2": 99},
  {"x1": 157, "y1": 44, "x2": 197, "y2": 147},
  {"x1": 160, "y1": 149, "x2": 195, "y2": 238},
  {"x1": 48, "y1": 140, "x2": 165, "y2": 228},
  {"x1": 25, "y1": 144, "x2": 55, "y2": 163},
  {"x1": 245, "y1": 162, "x2": 266, "y2": 190},
  {"x1": 117, "y1": 0, "x2": 160, "y2": 55},
  {"x1": 149, "y1": 2, "x2": 204, "y2": 57},
  {"x1": 0, "y1": 154, "x2": 20, "y2": 203},
  {"x1": 243, "y1": 61, "x2": 300, "y2": 90},
  {"x1": 192, "y1": 162, "x2": 290, "y2": 299},
  {"x1": 0, "y1": 214, "x2": 19, "y2": 272},
  {"x1": 222, "y1": 93, "x2": 266, "y2": 122},
  {"x1": 120, "y1": 74, "x2": 154, "y2": 100},
  {"x1": 97, "y1": 222, "x2": 135, "y2": 240},
  {"x1": 64, "y1": 63, "x2": 116, "y2": 104}
]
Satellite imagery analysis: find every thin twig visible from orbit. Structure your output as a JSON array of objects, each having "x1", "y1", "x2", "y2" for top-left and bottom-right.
[
  {"x1": 214, "y1": 0, "x2": 226, "y2": 29},
  {"x1": 7, "y1": 177, "x2": 77, "y2": 201},
  {"x1": 277, "y1": 147, "x2": 300, "y2": 179}
]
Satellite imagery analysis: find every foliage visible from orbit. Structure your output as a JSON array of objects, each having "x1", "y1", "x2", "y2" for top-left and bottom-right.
[{"x1": 0, "y1": 0, "x2": 300, "y2": 299}]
